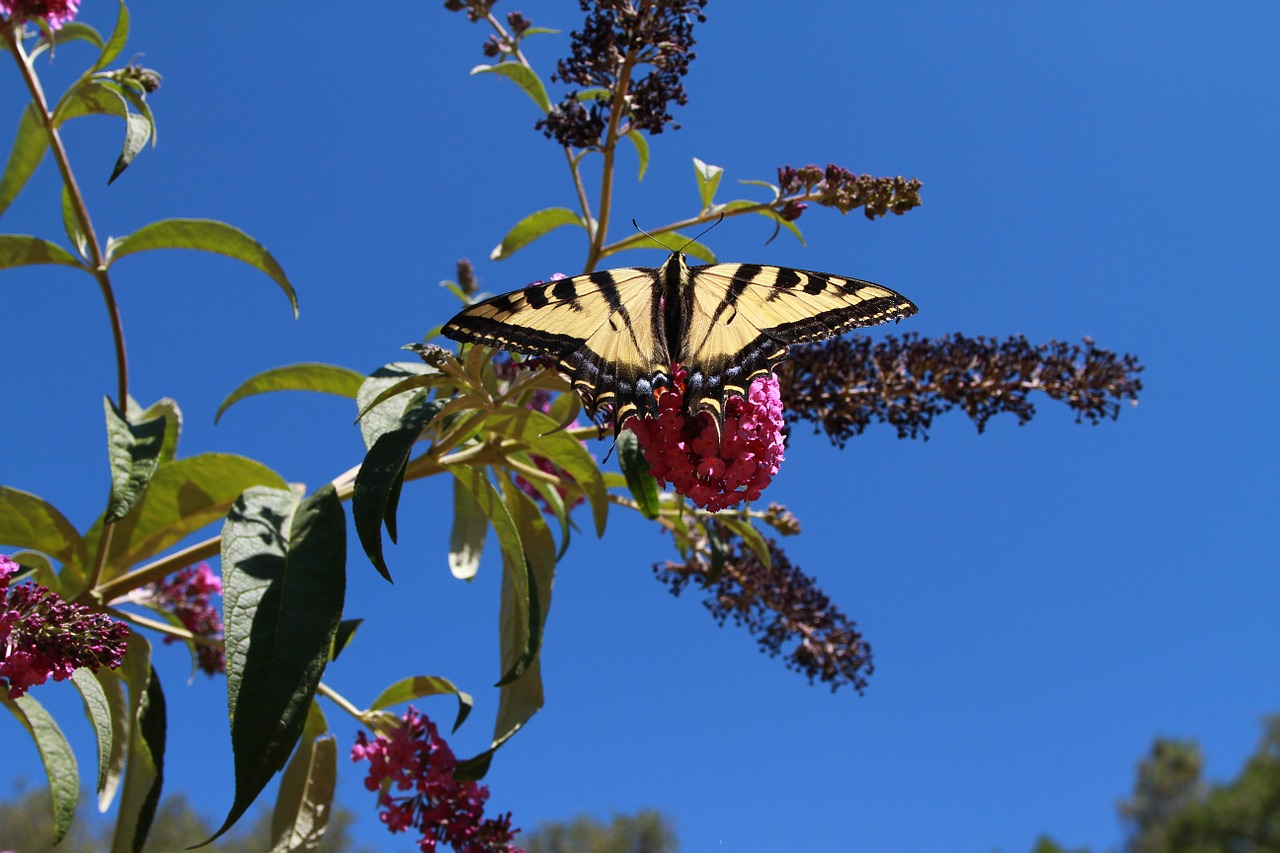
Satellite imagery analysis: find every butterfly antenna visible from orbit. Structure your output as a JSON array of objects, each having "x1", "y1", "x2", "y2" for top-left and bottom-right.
[
  {"x1": 680, "y1": 213, "x2": 724, "y2": 253},
  {"x1": 631, "y1": 219, "x2": 673, "y2": 252}
]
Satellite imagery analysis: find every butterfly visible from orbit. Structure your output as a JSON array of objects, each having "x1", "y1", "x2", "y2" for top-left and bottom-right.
[{"x1": 442, "y1": 251, "x2": 917, "y2": 435}]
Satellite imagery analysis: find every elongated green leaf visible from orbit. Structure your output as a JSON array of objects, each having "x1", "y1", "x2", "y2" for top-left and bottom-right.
[
  {"x1": 81, "y1": 453, "x2": 289, "y2": 588},
  {"x1": 451, "y1": 466, "x2": 524, "y2": 583},
  {"x1": 91, "y1": 0, "x2": 130, "y2": 73},
  {"x1": 449, "y1": 476, "x2": 487, "y2": 580},
  {"x1": 136, "y1": 397, "x2": 182, "y2": 465},
  {"x1": 270, "y1": 702, "x2": 334, "y2": 853},
  {"x1": 508, "y1": 453, "x2": 572, "y2": 560},
  {"x1": 329, "y1": 618, "x2": 361, "y2": 662},
  {"x1": 107, "y1": 218, "x2": 297, "y2": 318},
  {"x1": 616, "y1": 429, "x2": 660, "y2": 519},
  {"x1": 3, "y1": 693, "x2": 78, "y2": 844},
  {"x1": 62, "y1": 183, "x2": 88, "y2": 259},
  {"x1": 52, "y1": 80, "x2": 128, "y2": 124},
  {"x1": 110, "y1": 635, "x2": 165, "y2": 853},
  {"x1": 625, "y1": 130, "x2": 650, "y2": 181},
  {"x1": 484, "y1": 408, "x2": 608, "y2": 537},
  {"x1": 353, "y1": 398, "x2": 443, "y2": 580},
  {"x1": 0, "y1": 104, "x2": 48, "y2": 218},
  {"x1": 370, "y1": 675, "x2": 474, "y2": 734},
  {"x1": 0, "y1": 234, "x2": 84, "y2": 269},
  {"x1": 719, "y1": 516, "x2": 772, "y2": 572},
  {"x1": 470, "y1": 62, "x2": 551, "y2": 113},
  {"x1": 612, "y1": 233, "x2": 717, "y2": 265},
  {"x1": 107, "y1": 111, "x2": 151, "y2": 184},
  {"x1": 356, "y1": 362, "x2": 437, "y2": 449},
  {"x1": 103, "y1": 396, "x2": 167, "y2": 523},
  {"x1": 693, "y1": 157, "x2": 724, "y2": 211},
  {"x1": 216, "y1": 363, "x2": 365, "y2": 424},
  {"x1": 93, "y1": 668, "x2": 129, "y2": 811},
  {"x1": 33, "y1": 22, "x2": 105, "y2": 57},
  {"x1": 490, "y1": 207, "x2": 585, "y2": 261},
  {"x1": 0, "y1": 485, "x2": 87, "y2": 574},
  {"x1": 215, "y1": 484, "x2": 346, "y2": 844},
  {"x1": 717, "y1": 199, "x2": 806, "y2": 246},
  {"x1": 71, "y1": 669, "x2": 114, "y2": 796}
]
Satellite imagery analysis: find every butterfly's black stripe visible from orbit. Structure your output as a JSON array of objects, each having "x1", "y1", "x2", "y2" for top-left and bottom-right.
[
  {"x1": 551, "y1": 277, "x2": 578, "y2": 301},
  {"x1": 803, "y1": 274, "x2": 830, "y2": 295},
  {"x1": 525, "y1": 285, "x2": 551, "y2": 310}
]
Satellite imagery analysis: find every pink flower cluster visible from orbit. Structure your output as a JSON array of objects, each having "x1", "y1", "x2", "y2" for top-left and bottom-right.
[
  {"x1": 144, "y1": 563, "x2": 225, "y2": 676},
  {"x1": 0, "y1": 554, "x2": 130, "y2": 699},
  {"x1": 514, "y1": 390, "x2": 587, "y2": 514},
  {"x1": 351, "y1": 707, "x2": 522, "y2": 853},
  {"x1": 626, "y1": 367, "x2": 787, "y2": 512},
  {"x1": 0, "y1": 0, "x2": 80, "y2": 29}
]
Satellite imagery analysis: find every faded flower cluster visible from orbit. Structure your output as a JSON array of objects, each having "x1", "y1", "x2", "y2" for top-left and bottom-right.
[
  {"x1": 352, "y1": 707, "x2": 522, "y2": 852},
  {"x1": 626, "y1": 368, "x2": 785, "y2": 513},
  {"x1": 777, "y1": 164, "x2": 923, "y2": 221},
  {"x1": 142, "y1": 562, "x2": 225, "y2": 676},
  {"x1": 1, "y1": 554, "x2": 130, "y2": 699}
]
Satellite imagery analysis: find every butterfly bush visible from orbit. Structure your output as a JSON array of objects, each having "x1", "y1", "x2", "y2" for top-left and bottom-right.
[
  {"x1": 515, "y1": 390, "x2": 588, "y2": 514},
  {"x1": 140, "y1": 562, "x2": 226, "y2": 676},
  {"x1": 0, "y1": 0, "x2": 79, "y2": 29},
  {"x1": 626, "y1": 367, "x2": 786, "y2": 513},
  {"x1": 0, "y1": 554, "x2": 130, "y2": 699},
  {"x1": 351, "y1": 706, "x2": 522, "y2": 853}
]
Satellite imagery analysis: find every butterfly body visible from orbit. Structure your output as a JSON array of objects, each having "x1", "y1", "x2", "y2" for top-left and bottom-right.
[{"x1": 442, "y1": 252, "x2": 917, "y2": 434}]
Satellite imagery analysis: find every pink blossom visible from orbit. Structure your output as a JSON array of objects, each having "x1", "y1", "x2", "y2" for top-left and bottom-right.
[
  {"x1": 1, "y1": 554, "x2": 130, "y2": 699},
  {"x1": 0, "y1": 0, "x2": 80, "y2": 29},
  {"x1": 142, "y1": 563, "x2": 225, "y2": 676},
  {"x1": 625, "y1": 367, "x2": 787, "y2": 512},
  {"x1": 351, "y1": 707, "x2": 522, "y2": 853}
]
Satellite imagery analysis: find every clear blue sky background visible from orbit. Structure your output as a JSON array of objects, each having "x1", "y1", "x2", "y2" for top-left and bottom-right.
[{"x1": 3, "y1": 2, "x2": 1278, "y2": 851}]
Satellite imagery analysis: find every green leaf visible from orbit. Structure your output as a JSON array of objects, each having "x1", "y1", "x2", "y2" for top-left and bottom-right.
[
  {"x1": 693, "y1": 157, "x2": 724, "y2": 211},
  {"x1": 107, "y1": 111, "x2": 151, "y2": 184},
  {"x1": 103, "y1": 396, "x2": 167, "y2": 523},
  {"x1": 106, "y1": 219, "x2": 298, "y2": 318},
  {"x1": 0, "y1": 234, "x2": 84, "y2": 269},
  {"x1": 216, "y1": 363, "x2": 365, "y2": 424},
  {"x1": 356, "y1": 362, "x2": 437, "y2": 450},
  {"x1": 270, "y1": 702, "x2": 334, "y2": 853},
  {"x1": 0, "y1": 104, "x2": 49, "y2": 218},
  {"x1": 2, "y1": 692, "x2": 79, "y2": 844},
  {"x1": 0, "y1": 486, "x2": 87, "y2": 575},
  {"x1": 616, "y1": 429, "x2": 660, "y2": 519},
  {"x1": 81, "y1": 453, "x2": 289, "y2": 588},
  {"x1": 136, "y1": 397, "x2": 182, "y2": 465},
  {"x1": 71, "y1": 669, "x2": 114, "y2": 798},
  {"x1": 613, "y1": 233, "x2": 717, "y2": 265},
  {"x1": 715, "y1": 200, "x2": 805, "y2": 247},
  {"x1": 329, "y1": 618, "x2": 362, "y2": 662},
  {"x1": 93, "y1": 668, "x2": 129, "y2": 811},
  {"x1": 353, "y1": 398, "x2": 444, "y2": 581},
  {"x1": 470, "y1": 62, "x2": 551, "y2": 113},
  {"x1": 719, "y1": 516, "x2": 772, "y2": 572},
  {"x1": 490, "y1": 207, "x2": 585, "y2": 261},
  {"x1": 33, "y1": 22, "x2": 105, "y2": 57},
  {"x1": 214, "y1": 484, "x2": 346, "y2": 844},
  {"x1": 62, "y1": 183, "x2": 88, "y2": 258},
  {"x1": 707, "y1": 523, "x2": 728, "y2": 582},
  {"x1": 52, "y1": 80, "x2": 128, "y2": 124},
  {"x1": 484, "y1": 407, "x2": 608, "y2": 537},
  {"x1": 110, "y1": 635, "x2": 166, "y2": 853},
  {"x1": 625, "y1": 130, "x2": 650, "y2": 181},
  {"x1": 449, "y1": 475, "x2": 488, "y2": 580},
  {"x1": 91, "y1": 0, "x2": 130, "y2": 73},
  {"x1": 370, "y1": 676, "x2": 474, "y2": 734}
]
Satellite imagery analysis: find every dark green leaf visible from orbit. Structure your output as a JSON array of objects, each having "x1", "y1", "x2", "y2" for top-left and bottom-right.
[
  {"x1": 0, "y1": 104, "x2": 48, "y2": 218},
  {"x1": 107, "y1": 111, "x2": 151, "y2": 184},
  {"x1": 91, "y1": 0, "x2": 130, "y2": 73},
  {"x1": 470, "y1": 62, "x2": 551, "y2": 113},
  {"x1": 214, "y1": 484, "x2": 346, "y2": 844},
  {"x1": 616, "y1": 429, "x2": 660, "y2": 519},
  {"x1": 370, "y1": 676, "x2": 474, "y2": 734},
  {"x1": 93, "y1": 668, "x2": 129, "y2": 811},
  {"x1": 353, "y1": 398, "x2": 444, "y2": 580},
  {"x1": 109, "y1": 634, "x2": 164, "y2": 853},
  {"x1": 103, "y1": 396, "x2": 167, "y2": 523},
  {"x1": 136, "y1": 397, "x2": 181, "y2": 465},
  {"x1": 270, "y1": 702, "x2": 334, "y2": 853},
  {"x1": 2, "y1": 692, "x2": 78, "y2": 844},
  {"x1": 693, "y1": 157, "x2": 724, "y2": 211},
  {"x1": 106, "y1": 218, "x2": 297, "y2": 318},
  {"x1": 70, "y1": 669, "x2": 114, "y2": 798},
  {"x1": 82, "y1": 453, "x2": 289, "y2": 586},
  {"x1": 0, "y1": 486, "x2": 87, "y2": 577},
  {"x1": 490, "y1": 207, "x2": 585, "y2": 261},
  {"x1": 707, "y1": 524, "x2": 728, "y2": 583},
  {"x1": 329, "y1": 618, "x2": 362, "y2": 662},
  {"x1": 216, "y1": 363, "x2": 365, "y2": 423},
  {"x1": 0, "y1": 234, "x2": 84, "y2": 269},
  {"x1": 625, "y1": 130, "x2": 650, "y2": 181},
  {"x1": 356, "y1": 362, "x2": 437, "y2": 449},
  {"x1": 449, "y1": 475, "x2": 488, "y2": 580}
]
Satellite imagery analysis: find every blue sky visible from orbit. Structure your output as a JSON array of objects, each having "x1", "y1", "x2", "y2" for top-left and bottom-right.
[{"x1": 3, "y1": 2, "x2": 1279, "y2": 851}]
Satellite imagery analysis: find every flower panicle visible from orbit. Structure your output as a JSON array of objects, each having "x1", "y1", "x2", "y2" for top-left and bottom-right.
[
  {"x1": 141, "y1": 562, "x2": 225, "y2": 676},
  {"x1": 352, "y1": 707, "x2": 522, "y2": 853},
  {"x1": 1, "y1": 555, "x2": 130, "y2": 699},
  {"x1": 0, "y1": 0, "x2": 80, "y2": 30},
  {"x1": 776, "y1": 164, "x2": 923, "y2": 221}
]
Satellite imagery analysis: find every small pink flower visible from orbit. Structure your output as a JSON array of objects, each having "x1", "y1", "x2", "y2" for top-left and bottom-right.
[
  {"x1": 0, "y1": 0, "x2": 80, "y2": 29},
  {"x1": 625, "y1": 367, "x2": 787, "y2": 513},
  {"x1": 141, "y1": 563, "x2": 225, "y2": 676}
]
